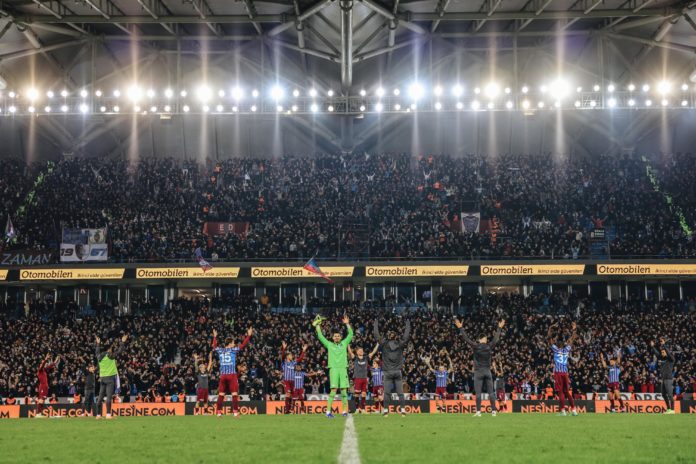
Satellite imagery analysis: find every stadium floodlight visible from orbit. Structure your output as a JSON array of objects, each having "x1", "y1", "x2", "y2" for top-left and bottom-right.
[
  {"x1": 394, "y1": 103, "x2": 401, "y2": 110},
  {"x1": 359, "y1": 89, "x2": 367, "y2": 97},
  {"x1": 180, "y1": 90, "x2": 188, "y2": 97},
  {"x1": 216, "y1": 104, "x2": 224, "y2": 112},
  {"x1": 328, "y1": 105, "x2": 334, "y2": 112},
  {"x1": 645, "y1": 99, "x2": 652, "y2": 106},
  {"x1": 47, "y1": 90, "x2": 54, "y2": 99},
  {"x1": 538, "y1": 101, "x2": 545, "y2": 108},
  {"x1": 504, "y1": 87, "x2": 511, "y2": 94},
  {"x1": 484, "y1": 82, "x2": 500, "y2": 98},
  {"x1": 433, "y1": 85, "x2": 443, "y2": 96},
  {"x1": 657, "y1": 81, "x2": 670, "y2": 95},
  {"x1": 375, "y1": 102, "x2": 383, "y2": 112},
  {"x1": 128, "y1": 86, "x2": 143, "y2": 102},
  {"x1": 182, "y1": 104, "x2": 190, "y2": 112},
  {"x1": 151, "y1": 105, "x2": 158, "y2": 112},
  {"x1": 28, "y1": 106, "x2": 35, "y2": 113},
  {"x1": 452, "y1": 84, "x2": 464, "y2": 97},
  {"x1": 522, "y1": 100, "x2": 530, "y2": 109},
  {"x1": 251, "y1": 89, "x2": 259, "y2": 98},
  {"x1": 539, "y1": 85, "x2": 547, "y2": 94},
  {"x1": 8, "y1": 91, "x2": 15, "y2": 98},
  {"x1": 327, "y1": 89, "x2": 334, "y2": 97},
  {"x1": 311, "y1": 103, "x2": 319, "y2": 112},
  {"x1": 474, "y1": 87, "x2": 481, "y2": 95},
  {"x1": 60, "y1": 90, "x2": 68, "y2": 98},
  {"x1": 682, "y1": 100, "x2": 689, "y2": 106},
  {"x1": 434, "y1": 101, "x2": 442, "y2": 110},
  {"x1": 95, "y1": 90, "x2": 103, "y2": 97},
  {"x1": 553, "y1": 101, "x2": 561, "y2": 108},
  {"x1": 232, "y1": 106, "x2": 238, "y2": 112},
  {"x1": 375, "y1": 87, "x2": 385, "y2": 97},
  {"x1": 410, "y1": 103, "x2": 417, "y2": 110},
  {"x1": 471, "y1": 100, "x2": 480, "y2": 110},
  {"x1": 456, "y1": 101, "x2": 463, "y2": 110},
  {"x1": 393, "y1": 88, "x2": 400, "y2": 96},
  {"x1": 134, "y1": 105, "x2": 141, "y2": 112},
  {"x1": 251, "y1": 104, "x2": 257, "y2": 112},
  {"x1": 114, "y1": 89, "x2": 121, "y2": 97},
  {"x1": 607, "y1": 84, "x2": 615, "y2": 92},
  {"x1": 576, "y1": 86, "x2": 583, "y2": 93},
  {"x1": 79, "y1": 103, "x2": 88, "y2": 113},
  {"x1": 202, "y1": 105, "x2": 210, "y2": 112},
  {"x1": 641, "y1": 84, "x2": 650, "y2": 92},
  {"x1": 270, "y1": 86, "x2": 284, "y2": 100},
  {"x1": 164, "y1": 105, "x2": 171, "y2": 112},
  {"x1": 408, "y1": 83, "x2": 425, "y2": 100},
  {"x1": 628, "y1": 99, "x2": 636, "y2": 107},
  {"x1": 276, "y1": 105, "x2": 283, "y2": 112},
  {"x1": 521, "y1": 86, "x2": 529, "y2": 94},
  {"x1": 549, "y1": 79, "x2": 570, "y2": 100},
  {"x1": 309, "y1": 88, "x2": 318, "y2": 98},
  {"x1": 589, "y1": 100, "x2": 596, "y2": 107},
  {"x1": 113, "y1": 105, "x2": 120, "y2": 112},
  {"x1": 593, "y1": 84, "x2": 600, "y2": 92},
  {"x1": 359, "y1": 104, "x2": 366, "y2": 112},
  {"x1": 164, "y1": 88, "x2": 173, "y2": 99},
  {"x1": 231, "y1": 87, "x2": 243, "y2": 100},
  {"x1": 79, "y1": 89, "x2": 88, "y2": 98},
  {"x1": 292, "y1": 105, "x2": 298, "y2": 112},
  {"x1": 27, "y1": 88, "x2": 39, "y2": 101},
  {"x1": 661, "y1": 99, "x2": 668, "y2": 106},
  {"x1": 505, "y1": 100, "x2": 513, "y2": 109},
  {"x1": 45, "y1": 105, "x2": 52, "y2": 112},
  {"x1": 218, "y1": 90, "x2": 225, "y2": 98},
  {"x1": 100, "y1": 106, "x2": 106, "y2": 112},
  {"x1": 8, "y1": 105, "x2": 16, "y2": 113},
  {"x1": 60, "y1": 104, "x2": 68, "y2": 112},
  {"x1": 608, "y1": 98, "x2": 617, "y2": 108},
  {"x1": 628, "y1": 84, "x2": 635, "y2": 92},
  {"x1": 196, "y1": 85, "x2": 212, "y2": 102},
  {"x1": 574, "y1": 100, "x2": 581, "y2": 108},
  {"x1": 681, "y1": 83, "x2": 689, "y2": 92},
  {"x1": 292, "y1": 89, "x2": 300, "y2": 98},
  {"x1": 147, "y1": 89, "x2": 155, "y2": 98},
  {"x1": 487, "y1": 102, "x2": 495, "y2": 109}
]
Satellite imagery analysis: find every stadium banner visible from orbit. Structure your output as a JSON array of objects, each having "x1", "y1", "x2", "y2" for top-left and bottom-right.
[
  {"x1": 185, "y1": 401, "x2": 265, "y2": 416},
  {"x1": 680, "y1": 401, "x2": 696, "y2": 414},
  {"x1": 136, "y1": 267, "x2": 241, "y2": 279},
  {"x1": 0, "y1": 270, "x2": 7, "y2": 280},
  {"x1": 596, "y1": 263, "x2": 696, "y2": 275},
  {"x1": 251, "y1": 267, "x2": 354, "y2": 279},
  {"x1": 19, "y1": 268, "x2": 125, "y2": 280},
  {"x1": 428, "y1": 399, "x2": 510, "y2": 414},
  {"x1": 60, "y1": 228, "x2": 108, "y2": 262},
  {"x1": 513, "y1": 400, "x2": 596, "y2": 413},
  {"x1": 0, "y1": 405, "x2": 20, "y2": 418},
  {"x1": 460, "y1": 212, "x2": 481, "y2": 233},
  {"x1": 202, "y1": 222, "x2": 250, "y2": 237},
  {"x1": 480, "y1": 264, "x2": 586, "y2": 276},
  {"x1": 365, "y1": 265, "x2": 469, "y2": 278},
  {"x1": 1, "y1": 250, "x2": 55, "y2": 266},
  {"x1": 595, "y1": 400, "x2": 680, "y2": 414},
  {"x1": 20, "y1": 403, "x2": 186, "y2": 418},
  {"x1": 265, "y1": 400, "x2": 428, "y2": 415}
]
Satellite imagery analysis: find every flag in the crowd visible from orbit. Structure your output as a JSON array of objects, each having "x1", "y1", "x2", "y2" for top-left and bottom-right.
[
  {"x1": 303, "y1": 257, "x2": 333, "y2": 283},
  {"x1": 194, "y1": 247, "x2": 213, "y2": 273},
  {"x1": 4, "y1": 215, "x2": 17, "y2": 242}
]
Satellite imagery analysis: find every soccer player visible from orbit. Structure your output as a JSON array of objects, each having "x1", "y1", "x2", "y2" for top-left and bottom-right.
[
  {"x1": 193, "y1": 352, "x2": 213, "y2": 413},
  {"x1": 600, "y1": 352, "x2": 625, "y2": 412},
  {"x1": 291, "y1": 364, "x2": 321, "y2": 413},
  {"x1": 280, "y1": 341, "x2": 308, "y2": 414},
  {"x1": 83, "y1": 363, "x2": 96, "y2": 417},
  {"x1": 650, "y1": 339, "x2": 676, "y2": 414},
  {"x1": 313, "y1": 314, "x2": 353, "y2": 418},
  {"x1": 370, "y1": 359, "x2": 384, "y2": 413},
  {"x1": 424, "y1": 352, "x2": 453, "y2": 413},
  {"x1": 493, "y1": 362, "x2": 508, "y2": 412},
  {"x1": 548, "y1": 321, "x2": 578, "y2": 416},
  {"x1": 35, "y1": 353, "x2": 59, "y2": 418},
  {"x1": 212, "y1": 327, "x2": 253, "y2": 417},
  {"x1": 455, "y1": 318, "x2": 505, "y2": 417},
  {"x1": 95, "y1": 334, "x2": 127, "y2": 419},
  {"x1": 348, "y1": 344, "x2": 379, "y2": 414},
  {"x1": 373, "y1": 318, "x2": 411, "y2": 417}
]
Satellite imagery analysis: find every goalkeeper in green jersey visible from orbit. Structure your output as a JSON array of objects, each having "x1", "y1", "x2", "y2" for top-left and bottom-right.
[{"x1": 313, "y1": 314, "x2": 353, "y2": 418}]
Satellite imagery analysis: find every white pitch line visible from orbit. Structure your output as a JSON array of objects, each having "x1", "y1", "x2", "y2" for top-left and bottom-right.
[{"x1": 338, "y1": 415, "x2": 361, "y2": 464}]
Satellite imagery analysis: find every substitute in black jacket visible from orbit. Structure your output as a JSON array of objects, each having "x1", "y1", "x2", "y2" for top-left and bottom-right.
[
  {"x1": 374, "y1": 318, "x2": 410, "y2": 417},
  {"x1": 650, "y1": 339, "x2": 676, "y2": 414}
]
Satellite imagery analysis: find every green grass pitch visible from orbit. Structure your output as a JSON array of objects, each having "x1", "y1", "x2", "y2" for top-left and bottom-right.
[{"x1": 0, "y1": 414, "x2": 694, "y2": 463}]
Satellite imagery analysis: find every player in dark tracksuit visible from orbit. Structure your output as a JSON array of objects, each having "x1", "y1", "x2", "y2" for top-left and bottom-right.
[
  {"x1": 455, "y1": 318, "x2": 505, "y2": 416},
  {"x1": 650, "y1": 339, "x2": 676, "y2": 413},
  {"x1": 83, "y1": 364, "x2": 97, "y2": 416},
  {"x1": 374, "y1": 318, "x2": 411, "y2": 417}
]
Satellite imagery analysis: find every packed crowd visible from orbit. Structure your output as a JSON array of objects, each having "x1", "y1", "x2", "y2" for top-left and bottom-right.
[
  {"x1": 1, "y1": 294, "x2": 694, "y2": 403},
  {"x1": 4, "y1": 152, "x2": 696, "y2": 261}
]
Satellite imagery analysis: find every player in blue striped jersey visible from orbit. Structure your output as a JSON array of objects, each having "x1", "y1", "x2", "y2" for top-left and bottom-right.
[
  {"x1": 600, "y1": 352, "x2": 625, "y2": 412},
  {"x1": 424, "y1": 352, "x2": 453, "y2": 413},
  {"x1": 548, "y1": 321, "x2": 578, "y2": 416},
  {"x1": 370, "y1": 360, "x2": 384, "y2": 413},
  {"x1": 291, "y1": 364, "x2": 321, "y2": 413},
  {"x1": 280, "y1": 341, "x2": 307, "y2": 414},
  {"x1": 212, "y1": 327, "x2": 253, "y2": 417}
]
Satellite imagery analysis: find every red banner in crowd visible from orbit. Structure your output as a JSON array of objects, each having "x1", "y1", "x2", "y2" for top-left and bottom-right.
[{"x1": 202, "y1": 222, "x2": 250, "y2": 237}]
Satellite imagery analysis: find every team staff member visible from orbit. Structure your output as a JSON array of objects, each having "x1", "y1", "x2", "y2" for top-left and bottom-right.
[
  {"x1": 650, "y1": 339, "x2": 676, "y2": 414},
  {"x1": 83, "y1": 364, "x2": 97, "y2": 416},
  {"x1": 95, "y1": 334, "x2": 127, "y2": 419}
]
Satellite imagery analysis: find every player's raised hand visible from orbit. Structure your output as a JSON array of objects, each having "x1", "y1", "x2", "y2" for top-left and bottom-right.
[
  {"x1": 302, "y1": 344, "x2": 309, "y2": 352},
  {"x1": 282, "y1": 341, "x2": 287, "y2": 350},
  {"x1": 95, "y1": 336, "x2": 101, "y2": 344},
  {"x1": 121, "y1": 334, "x2": 128, "y2": 343},
  {"x1": 454, "y1": 318, "x2": 463, "y2": 329},
  {"x1": 212, "y1": 329, "x2": 218, "y2": 338},
  {"x1": 342, "y1": 315, "x2": 350, "y2": 325},
  {"x1": 649, "y1": 340, "x2": 655, "y2": 347},
  {"x1": 247, "y1": 327, "x2": 254, "y2": 336},
  {"x1": 498, "y1": 319, "x2": 506, "y2": 328},
  {"x1": 571, "y1": 322, "x2": 577, "y2": 331}
]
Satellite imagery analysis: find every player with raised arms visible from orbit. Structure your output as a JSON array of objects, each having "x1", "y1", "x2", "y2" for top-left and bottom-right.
[
  {"x1": 455, "y1": 318, "x2": 504, "y2": 417},
  {"x1": 373, "y1": 317, "x2": 411, "y2": 417},
  {"x1": 280, "y1": 341, "x2": 308, "y2": 414},
  {"x1": 424, "y1": 351, "x2": 453, "y2": 413},
  {"x1": 95, "y1": 334, "x2": 127, "y2": 420},
  {"x1": 313, "y1": 314, "x2": 353, "y2": 418},
  {"x1": 600, "y1": 352, "x2": 625, "y2": 412},
  {"x1": 348, "y1": 344, "x2": 379, "y2": 414},
  {"x1": 650, "y1": 338, "x2": 676, "y2": 414},
  {"x1": 212, "y1": 327, "x2": 253, "y2": 417},
  {"x1": 193, "y1": 352, "x2": 213, "y2": 413},
  {"x1": 35, "y1": 353, "x2": 60, "y2": 418},
  {"x1": 548, "y1": 321, "x2": 578, "y2": 416}
]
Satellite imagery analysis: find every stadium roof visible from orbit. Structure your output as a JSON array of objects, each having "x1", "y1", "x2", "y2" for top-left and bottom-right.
[{"x1": 0, "y1": 0, "x2": 695, "y2": 158}]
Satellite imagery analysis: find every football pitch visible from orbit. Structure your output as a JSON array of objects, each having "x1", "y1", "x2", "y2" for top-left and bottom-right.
[{"x1": 0, "y1": 414, "x2": 694, "y2": 464}]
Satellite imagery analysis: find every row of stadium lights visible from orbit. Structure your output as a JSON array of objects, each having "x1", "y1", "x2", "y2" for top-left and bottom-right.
[{"x1": 0, "y1": 80, "x2": 693, "y2": 114}]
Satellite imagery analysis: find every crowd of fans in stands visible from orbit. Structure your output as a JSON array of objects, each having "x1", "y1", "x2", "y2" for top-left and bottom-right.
[
  {"x1": 1, "y1": 293, "x2": 694, "y2": 404},
  {"x1": 3, "y1": 151, "x2": 696, "y2": 261}
]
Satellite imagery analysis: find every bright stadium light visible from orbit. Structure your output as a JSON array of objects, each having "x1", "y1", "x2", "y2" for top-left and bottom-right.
[
  {"x1": 628, "y1": 99, "x2": 636, "y2": 106},
  {"x1": 393, "y1": 88, "x2": 400, "y2": 96},
  {"x1": 456, "y1": 101, "x2": 463, "y2": 110},
  {"x1": 375, "y1": 87, "x2": 384, "y2": 97},
  {"x1": 8, "y1": 91, "x2": 15, "y2": 98},
  {"x1": 642, "y1": 84, "x2": 650, "y2": 92},
  {"x1": 292, "y1": 89, "x2": 300, "y2": 98},
  {"x1": 202, "y1": 105, "x2": 210, "y2": 112},
  {"x1": 60, "y1": 104, "x2": 68, "y2": 112},
  {"x1": 608, "y1": 98, "x2": 617, "y2": 108},
  {"x1": 549, "y1": 79, "x2": 571, "y2": 100},
  {"x1": 79, "y1": 103, "x2": 88, "y2": 113},
  {"x1": 589, "y1": 100, "x2": 597, "y2": 107},
  {"x1": 593, "y1": 84, "x2": 600, "y2": 92},
  {"x1": 60, "y1": 89, "x2": 68, "y2": 97},
  {"x1": 484, "y1": 82, "x2": 500, "y2": 98},
  {"x1": 8, "y1": 105, "x2": 16, "y2": 113},
  {"x1": 574, "y1": 100, "x2": 581, "y2": 108},
  {"x1": 538, "y1": 101, "x2": 545, "y2": 108},
  {"x1": 487, "y1": 102, "x2": 494, "y2": 109},
  {"x1": 328, "y1": 105, "x2": 334, "y2": 112},
  {"x1": 452, "y1": 84, "x2": 463, "y2": 97},
  {"x1": 252, "y1": 89, "x2": 259, "y2": 98},
  {"x1": 474, "y1": 87, "x2": 481, "y2": 95},
  {"x1": 554, "y1": 101, "x2": 561, "y2": 108},
  {"x1": 183, "y1": 104, "x2": 190, "y2": 112},
  {"x1": 180, "y1": 90, "x2": 188, "y2": 97},
  {"x1": 661, "y1": 98, "x2": 668, "y2": 106},
  {"x1": 114, "y1": 89, "x2": 121, "y2": 97},
  {"x1": 375, "y1": 102, "x2": 383, "y2": 112},
  {"x1": 28, "y1": 106, "x2": 35, "y2": 113},
  {"x1": 410, "y1": 103, "x2": 416, "y2": 110},
  {"x1": 196, "y1": 85, "x2": 212, "y2": 102},
  {"x1": 522, "y1": 100, "x2": 530, "y2": 109},
  {"x1": 231, "y1": 87, "x2": 243, "y2": 100},
  {"x1": 291, "y1": 104, "x2": 298, "y2": 112},
  {"x1": 521, "y1": 86, "x2": 529, "y2": 94},
  {"x1": 311, "y1": 103, "x2": 319, "y2": 112},
  {"x1": 113, "y1": 105, "x2": 120, "y2": 112},
  {"x1": 232, "y1": 106, "x2": 238, "y2": 112},
  {"x1": 359, "y1": 104, "x2": 366, "y2": 112},
  {"x1": 216, "y1": 104, "x2": 223, "y2": 112},
  {"x1": 128, "y1": 86, "x2": 143, "y2": 102},
  {"x1": 100, "y1": 106, "x2": 106, "y2": 112},
  {"x1": 134, "y1": 105, "x2": 141, "y2": 112},
  {"x1": 433, "y1": 85, "x2": 443, "y2": 96},
  {"x1": 251, "y1": 104, "x2": 257, "y2": 111},
  {"x1": 309, "y1": 88, "x2": 318, "y2": 97},
  {"x1": 359, "y1": 89, "x2": 367, "y2": 97},
  {"x1": 79, "y1": 89, "x2": 88, "y2": 98},
  {"x1": 576, "y1": 86, "x2": 583, "y2": 93},
  {"x1": 164, "y1": 88, "x2": 173, "y2": 99},
  {"x1": 471, "y1": 100, "x2": 480, "y2": 110},
  {"x1": 270, "y1": 85, "x2": 284, "y2": 100},
  {"x1": 45, "y1": 105, "x2": 52, "y2": 112},
  {"x1": 505, "y1": 100, "x2": 513, "y2": 109},
  {"x1": 681, "y1": 83, "x2": 689, "y2": 91},
  {"x1": 95, "y1": 90, "x2": 103, "y2": 97},
  {"x1": 27, "y1": 88, "x2": 39, "y2": 101},
  {"x1": 539, "y1": 85, "x2": 547, "y2": 94},
  {"x1": 607, "y1": 84, "x2": 615, "y2": 93},
  {"x1": 218, "y1": 89, "x2": 226, "y2": 98},
  {"x1": 645, "y1": 99, "x2": 652, "y2": 106},
  {"x1": 151, "y1": 105, "x2": 158, "y2": 112},
  {"x1": 657, "y1": 81, "x2": 671, "y2": 95},
  {"x1": 504, "y1": 87, "x2": 511, "y2": 94},
  {"x1": 434, "y1": 101, "x2": 442, "y2": 110},
  {"x1": 276, "y1": 105, "x2": 283, "y2": 112},
  {"x1": 628, "y1": 84, "x2": 636, "y2": 92},
  {"x1": 394, "y1": 103, "x2": 401, "y2": 110},
  {"x1": 682, "y1": 99, "x2": 689, "y2": 106},
  {"x1": 164, "y1": 105, "x2": 171, "y2": 112},
  {"x1": 46, "y1": 90, "x2": 54, "y2": 99},
  {"x1": 327, "y1": 89, "x2": 334, "y2": 97},
  {"x1": 408, "y1": 83, "x2": 425, "y2": 100}
]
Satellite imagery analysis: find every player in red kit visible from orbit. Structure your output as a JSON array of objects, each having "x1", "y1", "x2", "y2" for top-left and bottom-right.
[
  {"x1": 212, "y1": 327, "x2": 253, "y2": 417},
  {"x1": 600, "y1": 352, "x2": 625, "y2": 412},
  {"x1": 424, "y1": 351, "x2": 453, "y2": 413},
  {"x1": 348, "y1": 344, "x2": 379, "y2": 413},
  {"x1": 280, "y1": 341, "x2": 307, "y2": 414},
  {"x1": 36, "y1": 353, "x2": 60, "y2": 418}
]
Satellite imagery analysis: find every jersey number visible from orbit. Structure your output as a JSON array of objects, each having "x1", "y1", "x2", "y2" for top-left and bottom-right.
[{"x1": 220, "y1": 353, "x2": 233, "y2": 363}]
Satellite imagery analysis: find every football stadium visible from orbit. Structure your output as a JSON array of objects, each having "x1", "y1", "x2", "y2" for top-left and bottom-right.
[{"x1": 1, "y1": 0, "x2": 696, "y2": 462}]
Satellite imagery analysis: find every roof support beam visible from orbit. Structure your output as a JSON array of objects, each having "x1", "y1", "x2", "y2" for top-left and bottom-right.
[
  {"x1": 267, "y1": 0, "x2": 334, "y2": 36},
  {"x1": 431, "y1": 0, "x2": 451, "y2": 33},
  {"x1": 561, "y1": 0, "x2": 603, "y2": 30},
  {"x1": 474, "y1": 0, "x2": 503, "y2": 32},
  {"x1": 359, "y1": 0, "x2": 428, "y2": 34},
  {"x1": 136, "y1": 0, "x2": 176, "y2": 35},
  {"x1": 188, "y1": 0, "x2": 224, "y2": 36},
  {"x1": 273, "y1": 40, "x2": 340, "y2": 62},
  {"x1": 29, "y1": 0, "x2": 89, "y2": 34},
  {"x1": 81, "y1": 0, "x2": 131, "y2": 34},
  {"x1": 340, "y1": 0, "x2": 353, "y2": 91},
  {"x1": 517, "y1": 0, "x2": 553, "y2": 31},
  {"x1": 0, "y1": 38, "x2": 86, "y2": 62},
  {"x1": 605, "y1": 31, "x2": 696, "y2": 55},
  {"x1": 243, "y1": 0, "x2": 263, "y2": 35}
]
